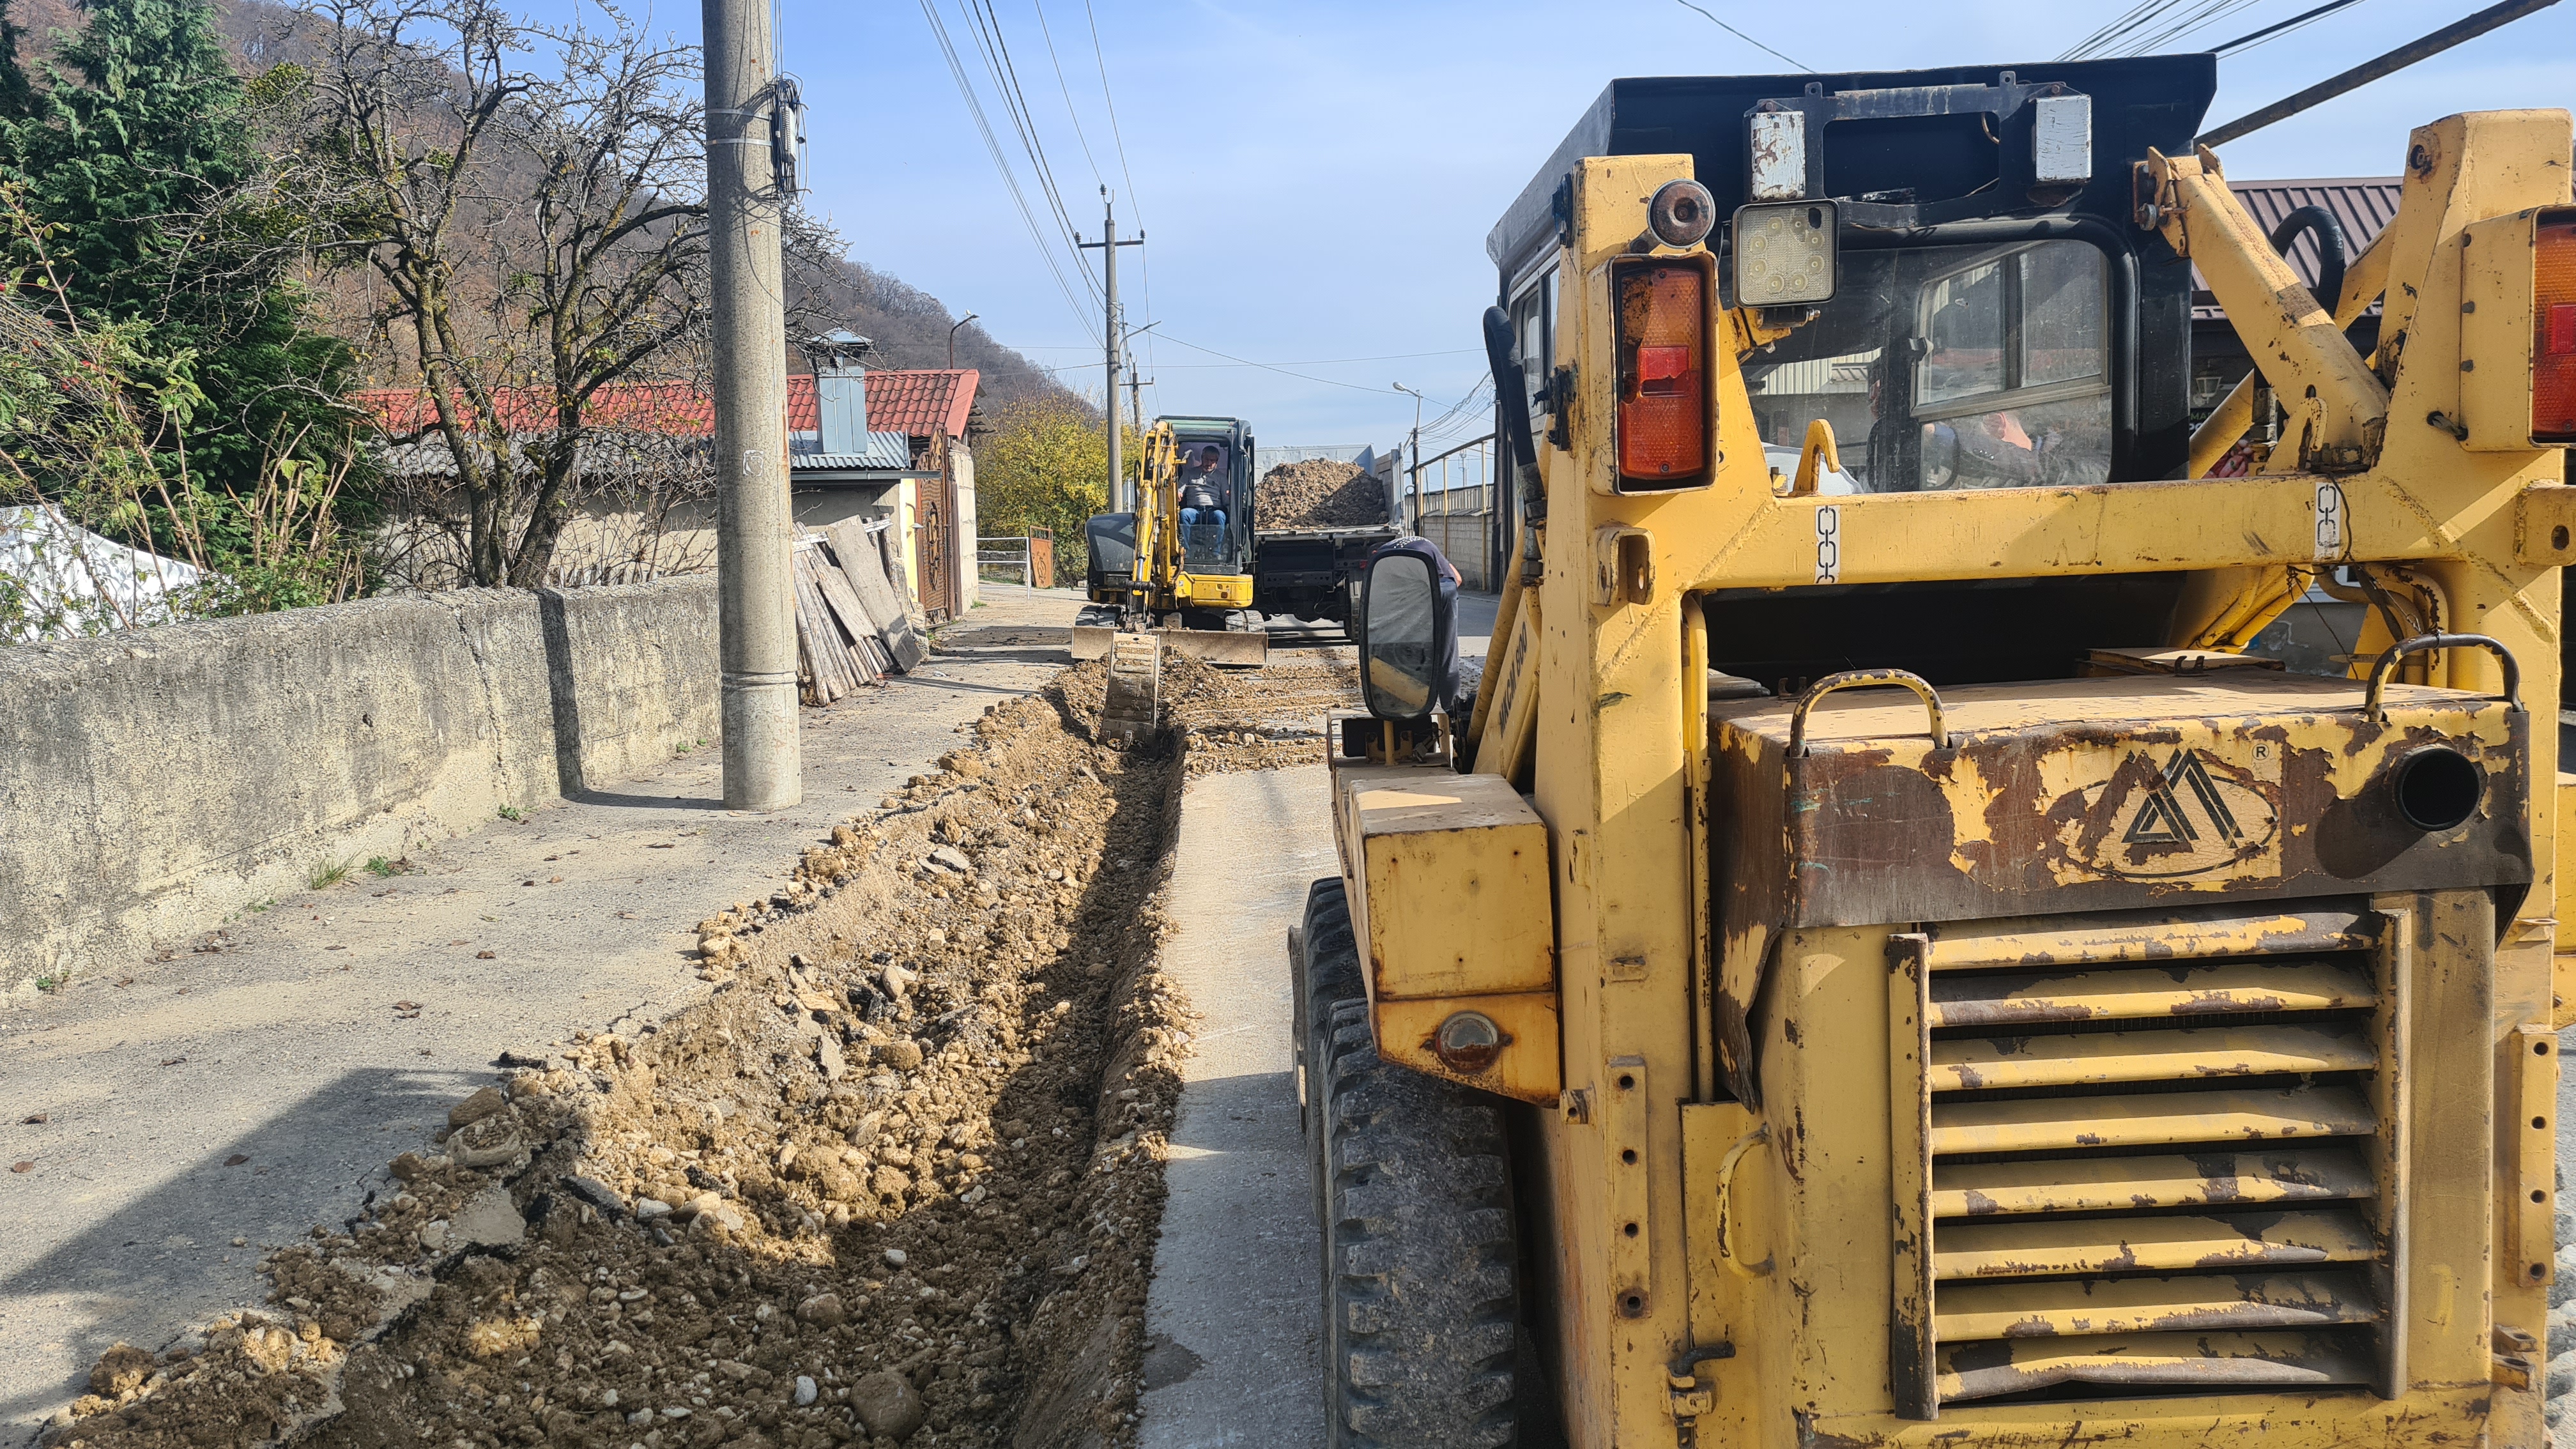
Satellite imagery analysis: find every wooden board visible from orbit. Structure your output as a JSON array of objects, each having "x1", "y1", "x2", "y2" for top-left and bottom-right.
[
  {"x1": 825, "y1": 518, "x2": 928, "y2": 671},
  {"x1": 791, "y1": 546, "x2": 854, "y2": 703}
]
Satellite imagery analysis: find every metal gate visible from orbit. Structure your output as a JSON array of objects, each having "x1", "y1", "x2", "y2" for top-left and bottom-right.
[{"x1": 914, "y1": 462, "x2": 958, "y2": 622}]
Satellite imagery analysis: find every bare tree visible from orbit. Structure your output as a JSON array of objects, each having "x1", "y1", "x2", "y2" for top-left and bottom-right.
[{"x1": 297, "y1": 0, "x2": 705, "y2": 586}]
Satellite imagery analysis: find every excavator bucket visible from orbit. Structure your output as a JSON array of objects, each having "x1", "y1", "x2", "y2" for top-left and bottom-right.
[
  {"x1": 1096, "y1": 631, "x2": 1163, "y2": 746},
  {"x1": 1070, "y1": 625, "x2": 1269, "y2": 667}
]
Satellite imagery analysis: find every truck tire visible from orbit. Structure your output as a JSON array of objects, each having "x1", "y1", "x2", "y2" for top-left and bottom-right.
[{"x1": 1300, "y1": 880, "x2": 1521, "y2": 1448}]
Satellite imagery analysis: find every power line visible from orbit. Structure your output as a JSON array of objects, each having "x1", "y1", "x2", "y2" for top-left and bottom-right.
[
  {"x1": 1079, "y1": 0, "x2": 1158, "y2": 417},
  {"x1": 954, "y1": 0, "x2": 1094, "y2": 300},
  {"x1": 1005, "y1": 345, "x2": 1487, "y2": 365},
  {"x1": 2060, "y1": 0, "x2": 2266, "y2": 59},
  {"x1": 1668, "y1": 0, "x2": 1811, "y2": 70},
  {"x1": 918, "y1": 0, "x2": 1099, "y2": 341},
  {"x1": 2120, "y1": 0, "x2": 2270, "y2": 53},
  {"x1": 1149, "y1": 331, "x2": 1471, "y2": 401},
  {"x1": 1028, "y1": 0, "x2": 1105, "y2": 187},
  {"x1": 2213, "y1": 0, "x2": 2368, "y2": 54}
]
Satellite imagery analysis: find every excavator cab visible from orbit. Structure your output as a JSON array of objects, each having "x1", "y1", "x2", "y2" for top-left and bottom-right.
[{"x1": 1300, "y1": 50, "x2": 2576, "y2": 1449}]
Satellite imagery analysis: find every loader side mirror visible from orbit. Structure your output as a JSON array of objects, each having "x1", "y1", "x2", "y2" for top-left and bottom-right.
[{"x1": 1359, "y1": 549, "x2": 1450, "y2": 721}]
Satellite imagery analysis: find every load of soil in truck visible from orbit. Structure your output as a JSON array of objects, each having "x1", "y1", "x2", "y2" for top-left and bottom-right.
[{"x1": 1253, "y1": 460, "x2": 1386, "y2": 530}]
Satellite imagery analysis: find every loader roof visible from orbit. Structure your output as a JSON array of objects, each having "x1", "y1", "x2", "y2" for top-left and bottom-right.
[{"x1": 1487, "y1": 54, "x2": 2216, "y2": 280}]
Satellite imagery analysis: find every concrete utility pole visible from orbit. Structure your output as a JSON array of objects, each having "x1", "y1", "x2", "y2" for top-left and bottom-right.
[
  {"x1": 1078, "y1": 190, "x2": 1143, "y2": 510},
  {"x1": 1394, "y1": 383, "x2": 1425, "y2": 535},
  {"x1": 705, "y1": 0, "x2": 797, "y2": 810}
]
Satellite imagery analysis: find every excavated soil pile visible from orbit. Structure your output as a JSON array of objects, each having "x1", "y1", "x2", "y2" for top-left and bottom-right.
[
  {"x1": 1255, "y1": 459, "x2": 1385, "y2": 530},
  {"x1": 1155, "y1": 654, "x2": 1359, "y2": 778},
  {"x1": 46, "y1": 673, "x2": 1197, "y2": 1449}
]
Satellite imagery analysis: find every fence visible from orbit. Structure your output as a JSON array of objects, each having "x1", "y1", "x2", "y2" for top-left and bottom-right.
[
  {"x1": 1407, "y1": 434, "x2": 1498, "y2": 592},
  {"x1": 976, "y1": 530, "x2": 1054, "y2": 589}
]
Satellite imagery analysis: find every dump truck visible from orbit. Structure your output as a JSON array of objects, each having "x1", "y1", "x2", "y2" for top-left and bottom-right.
[
  {"x1": 1297, "y1": 52, "x2": 2575, "y2": 1448},
  {"x1": 1247, "y1": 457, "x2": 1403, "y2": 627},
  {"x1": 1251, "y1": 522, "x2": 1400, "y2": 628},
  {"x1": 1073, "y1": 415, "x2": 1268, "y2": 668}
]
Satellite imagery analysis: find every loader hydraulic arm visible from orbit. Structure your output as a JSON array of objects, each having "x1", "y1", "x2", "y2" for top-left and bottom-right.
[{"x1": 2142, "y1": 145, "x2": 2391, "y2": 471}]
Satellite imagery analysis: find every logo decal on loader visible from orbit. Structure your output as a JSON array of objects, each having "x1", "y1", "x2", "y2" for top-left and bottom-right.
[
  {"x1": 2120, "y1": 750, "x2": 2241, "y2": 846},
  {"x1": 2062, "y1": 745, "x2": 2280, "y2": 884}
]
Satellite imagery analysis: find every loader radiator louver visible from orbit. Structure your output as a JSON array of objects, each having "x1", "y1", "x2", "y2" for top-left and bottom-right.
[{"x1": 1887, "y1": 901, "x2": 2409, "y2": 1414}]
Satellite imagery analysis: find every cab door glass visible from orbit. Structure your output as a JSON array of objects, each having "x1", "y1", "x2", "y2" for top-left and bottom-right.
[{"x1": 1741, "y1": 238, "x2": 2112, "y2": 493}]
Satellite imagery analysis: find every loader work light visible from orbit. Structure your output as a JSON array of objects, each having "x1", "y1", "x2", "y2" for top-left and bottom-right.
[
  {"x1": 1731, "y1": 199, "x2": 1837, "y2": 307},
  {"x1": 1613, "y1": 256, "x2": 1711, "y2": 489}
]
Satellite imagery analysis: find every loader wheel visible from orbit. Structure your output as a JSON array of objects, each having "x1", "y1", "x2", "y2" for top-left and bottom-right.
[
  {"x1": 1300, "y1": 879, "x2": 1521, "y2": 1447},
  {"x1": 1297, "y1": 879, "x2": 1363, "y2": 1216}
]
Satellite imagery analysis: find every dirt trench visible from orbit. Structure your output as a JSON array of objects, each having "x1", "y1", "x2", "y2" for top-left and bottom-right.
[{"x1": 40, "y1": 656, "x2": 1355, "y2": 1449}]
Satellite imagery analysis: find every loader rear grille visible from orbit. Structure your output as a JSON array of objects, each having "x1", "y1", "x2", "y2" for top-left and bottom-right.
[{"x1": 1887, "y1": 901, "x2": 2406, "y2": 1414}]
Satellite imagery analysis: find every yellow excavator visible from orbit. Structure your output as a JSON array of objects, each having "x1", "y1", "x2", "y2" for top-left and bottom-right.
[
  {"x1": 1076, "y1": 417, "x2": 1267, "y2": 745},
  {"x1": 1298, "y1": 51, "x2": 2575, "y2": 1449}
]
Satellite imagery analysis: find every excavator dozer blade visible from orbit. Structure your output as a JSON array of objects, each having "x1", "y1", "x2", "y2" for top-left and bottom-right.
[
  {"x1": 1097, "y1": 631, "x2": 1163, "y2": 747},
  {"x1": 1161, "y1": 629, "x2": 1269, "y2": 667},
  {"x1": 1069, "y1": 625, "x2": 1268, "y2": 667}
]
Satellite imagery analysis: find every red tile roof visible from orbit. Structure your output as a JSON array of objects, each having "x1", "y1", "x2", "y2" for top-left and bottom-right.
[
  {"x1": 351, "y1": 380, "x2": 713, "y2": 436},
  {"x1": 353, "y1": 369, "x2": 979, "y2": 441},
  {"x1": 786, "y1": 370, "x2": 977, "y2": 440}
]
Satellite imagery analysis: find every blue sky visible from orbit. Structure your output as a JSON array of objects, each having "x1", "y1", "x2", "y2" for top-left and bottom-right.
[{"x1": 753, "y1": 0, "x2": 2576, "y2": 452}]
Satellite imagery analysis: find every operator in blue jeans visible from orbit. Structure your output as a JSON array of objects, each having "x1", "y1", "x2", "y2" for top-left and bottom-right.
[{"x1": 1177, "y1": 445, "x2": 1226, "y2": 531}]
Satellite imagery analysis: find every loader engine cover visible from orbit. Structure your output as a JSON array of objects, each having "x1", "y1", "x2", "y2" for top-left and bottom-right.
[{"x1": 1711, "y1": 671, "x2": 2531, "y2": 939}]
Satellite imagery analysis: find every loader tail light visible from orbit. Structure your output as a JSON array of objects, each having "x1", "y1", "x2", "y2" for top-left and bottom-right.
[
  {"x1": 1615, "y1": 258, "x2": 1710, "y2": 488},
  {"x1": 2538, "y1": 213, "x2": 2576, "y2": 443}
]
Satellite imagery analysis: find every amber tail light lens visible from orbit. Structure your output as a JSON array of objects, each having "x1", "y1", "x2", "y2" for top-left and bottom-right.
[
  {"x1": 1614, "y1": 259, "x2": 1709, "y2": 487},
  {"x1": 2538, "y1": 212, "x2": 2576, "y2": 443}
]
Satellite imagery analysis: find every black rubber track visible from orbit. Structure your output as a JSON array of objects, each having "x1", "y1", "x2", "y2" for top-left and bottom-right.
[{"x1": 1299, "y1": 878, "x2": 1521, "y2": 1448}]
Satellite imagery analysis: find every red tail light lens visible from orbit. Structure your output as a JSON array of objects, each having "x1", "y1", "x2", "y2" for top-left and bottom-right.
[
  {"x1": 2538, "y1": 213, "x2": 2576, "y2": 443},
  {"x1": 1615, "y1": 259, "x2": 1709, "y2": 487}
]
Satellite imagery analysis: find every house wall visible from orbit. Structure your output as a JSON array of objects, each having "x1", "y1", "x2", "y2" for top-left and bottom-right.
[
  {"x1": 0, "y1": 578, "x2": 720, "y2": 997},
  {"x1": 952, "y1": 443, "x2": 979, "y2": 610}
]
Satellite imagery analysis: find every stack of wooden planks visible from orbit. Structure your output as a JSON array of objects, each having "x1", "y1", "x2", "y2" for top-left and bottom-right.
[{"x1": 791, "y1": 520, "x2": 931, "y2": 706}]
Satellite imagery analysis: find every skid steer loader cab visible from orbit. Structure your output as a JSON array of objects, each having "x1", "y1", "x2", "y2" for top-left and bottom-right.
[{"x1": 1298, "y1": 50, "x2": 2576, "y2": 1449}]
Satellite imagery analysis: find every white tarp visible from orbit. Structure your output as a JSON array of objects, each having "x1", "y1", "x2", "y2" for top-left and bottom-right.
[{"x1": 0, "y1": 504, "x2": 203, "y2": 642}]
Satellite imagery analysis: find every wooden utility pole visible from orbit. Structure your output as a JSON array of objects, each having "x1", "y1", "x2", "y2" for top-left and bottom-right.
[{"x1": 705, "y1": 0, "x2": 797, "y2": 809}]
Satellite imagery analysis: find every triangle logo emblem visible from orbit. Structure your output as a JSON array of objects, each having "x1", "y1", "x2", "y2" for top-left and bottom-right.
[{"x1": 2120, "y1": 750, "x2": 2243, "y2": 847}]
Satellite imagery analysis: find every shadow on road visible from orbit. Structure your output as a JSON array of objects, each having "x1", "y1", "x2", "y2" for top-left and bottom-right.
[{"x1": 0, "y1": 1065, "x2": 479, "y2": 1429}]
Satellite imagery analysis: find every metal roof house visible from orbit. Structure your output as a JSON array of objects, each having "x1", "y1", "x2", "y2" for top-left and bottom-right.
[{"x1": 356, "y1": 367, "x2": 984, "y2": 617}]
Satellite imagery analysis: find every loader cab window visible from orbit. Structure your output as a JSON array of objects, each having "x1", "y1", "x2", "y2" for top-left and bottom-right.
[
  {"x1": 1743, "y1": 238, "x2": 2112, "y2": 492},
  {"x1": 1508, "y1": 266, "x2": 1558, "y2": 435}
]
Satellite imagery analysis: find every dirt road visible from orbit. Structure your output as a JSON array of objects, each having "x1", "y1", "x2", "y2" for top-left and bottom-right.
[{"x1": 0, "y1": 590, "x2": 1085, "y2": 1438}]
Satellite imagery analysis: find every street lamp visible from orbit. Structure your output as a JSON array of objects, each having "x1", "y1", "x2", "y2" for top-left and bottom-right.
[
  {"x1": 1393, "y1": 383, "x2": 1425, "y2": 532},
  {"x1": 947, "y1": 312, "x2": 979, "y2": 369}
]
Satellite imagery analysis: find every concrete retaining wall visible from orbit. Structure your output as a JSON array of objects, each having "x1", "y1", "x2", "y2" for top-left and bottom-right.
[{"x1": 0, "y1": 577, "x2": 719, "y2": 995}]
